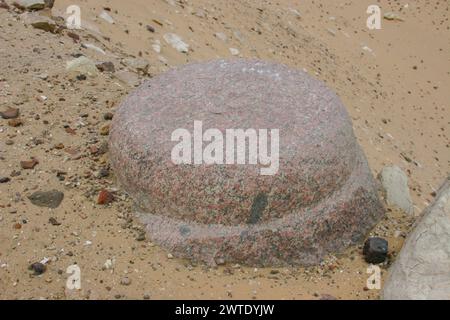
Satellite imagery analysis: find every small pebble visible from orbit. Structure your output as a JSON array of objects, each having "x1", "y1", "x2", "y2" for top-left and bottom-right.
[
  {"x1": 363, "y1": 237, "x2": 388, "y2": 264},
  {"x1": 30, "y1": 262, "x2": 46, "y2": 275}
]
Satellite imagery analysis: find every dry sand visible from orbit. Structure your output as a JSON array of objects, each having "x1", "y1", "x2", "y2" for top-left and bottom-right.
[{"x1": 0, "y1": 0, "x2": 448, "y2": 299}]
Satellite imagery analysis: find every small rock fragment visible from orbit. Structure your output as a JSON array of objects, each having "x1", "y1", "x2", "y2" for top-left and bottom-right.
[
  {"x1": 122, "y1": 57, "x2": 150, "y2": 75},
  {"x1": 136, "y1": 232, "x2": 146, "y2": 241},
  {"x1": 97, "y1": 189, "x2": 114, "y2": 205},
  {"x1": 384, "y1": 12, "x2": 404, "y2": 21},
  {"x1": 379, "y1": 166, "x2": 414, "y2": 214},
  {"x1": 28, "y1": 190, "x2": 64, "y2": 208},
  {"x1": 29, "y1": 262, "x2": 46, "y2": 275},
  {"x1": 8, "y1": 119, "x2": 23, "y2": 127},
  {"x1": 0, "y1": 177, "x2": 11, "y2": 183},
  {"x1": 66, "y1": 31, "x2": 80, "y2": 42},
  {"x1": 229, "y1": 48, "x2": 240, "y2": 56},
  {"x1": 120, "y1": 277, "x2": 131, "y2": 286},
  {"x1": 13, "y1": 0, "x2": 45, "y2": 11},
  {"x1": 214, "y1": 32, "x2": 227, "y2": 42},
  {"x1": 20, "y1": 158, "x2": 39, "y2": 169},
  {"x1": 163, "y1": 33, "x2": 189, "y2": 53},
  {"x1": 99, "y1": 10, "x2": 114, "y2": 24},
  {"x1": 48, "y1": 217, "x2": 61, "y2": 226},
  {"x1": 114, "y1": 70, "x2": 140, "y2": 87},
  {"x1": 103, "y1": 259, "x2": 114, "y2": 270},
  {"x1": 100, "y1": 124, "x2": 110, "y2": 136},
  {"x1": 82, "y1": 43, "x2": 106, "y2": 55},
  {"x1": 25, "y1": 13, "x2": 58, "y2": 33},
  {"x1": 0, "y1": 108, "x2": 19, "y2": 119},
  {"x1": 66, "y1": 56, "x2": 99, "y2": 77},
  {"x1": 96, "y1": 61, "x2": 115, "y2": 73},
  {"x1": 363, "y1": 237, "x2": 388, "y2": 264}
]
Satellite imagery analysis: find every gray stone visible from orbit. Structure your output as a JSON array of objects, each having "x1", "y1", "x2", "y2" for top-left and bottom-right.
[
  {"x1": 13, "y1": 0, "x2": 45, "y2": 10},
  {"x1": 96, "y1": 61, "x2": 115, "y2": 73},
  {"x1": 114, "y1": 70, "x2": 141, "y2": 87},
  {"x1": 24, "y1": 13, "x2": 57, "y2": 33},
  {"x1": 379, "y1": 166, "x2": 414, "y2": 214},
  {"x1": 214, "y1": 32, "x2": 228, "y2": 42},
  {"x1": 28, "y1": 190, "x2": 64, "y2": 208},
  {"x1": 109, "y1": 59, "x2": 384, "y2": 267},
  {"x1": 66, "y1": 56, "x2": 98, "y2": 77},
  {"x1": 383, "y1": 176, "x2": 450, "y2": 300},
  {"x1": 120, "y1": 277, "x2": 131, "y2": 286}
]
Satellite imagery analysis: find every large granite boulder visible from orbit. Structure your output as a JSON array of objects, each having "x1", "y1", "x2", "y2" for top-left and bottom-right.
[
  {"x1": 383, "y1": 176, "x2": 450, "y2": 300},
  {"x1": 109, "y1": 59, "x2": 384, "y2": 266}
]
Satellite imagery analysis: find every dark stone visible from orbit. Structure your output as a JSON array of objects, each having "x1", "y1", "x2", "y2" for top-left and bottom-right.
[
  {"x1": 0, "y1": 177, "x2": 11, "y2": 183},
  {"x1": 29, "y1": 262, "x2": 46, "y2": 275},
  {"x1": 103, "y1": 112, "x2": 114, "y2": 120},
  {"x1": 363, "y1": 237, "x2": 388, "y2": 264},
  {"x1": 28, "y1": 190, "x2": 64, "y2": 208},
  {"x1": 49, "y1": 217, "x2": 61, "y2": 226}
]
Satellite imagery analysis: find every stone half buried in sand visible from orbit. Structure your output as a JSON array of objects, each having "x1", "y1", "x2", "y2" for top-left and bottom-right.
[{"x1": 109, "y1": 59, "x2": 384, "y2": 267}]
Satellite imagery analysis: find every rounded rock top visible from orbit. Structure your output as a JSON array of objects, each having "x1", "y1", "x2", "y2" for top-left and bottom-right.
[{"x1": 110, "y1": 59, "x2": 384, "y2": 266}]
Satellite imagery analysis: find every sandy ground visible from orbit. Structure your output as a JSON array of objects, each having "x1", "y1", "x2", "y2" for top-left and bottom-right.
[{"x1": 0, "y1": 0, "x2": 448, "y2": 299}]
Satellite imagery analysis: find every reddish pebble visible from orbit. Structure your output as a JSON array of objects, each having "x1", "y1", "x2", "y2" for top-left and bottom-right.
[
  {"x1": 20, "y1": 158, "x2": 39, "y2": 170},
  {"x1": 8, "y1": 118, "x2": 23, "y2": 127},
  {"x1": 97, "y1": 189, "x2": 114, "y2": 205}
]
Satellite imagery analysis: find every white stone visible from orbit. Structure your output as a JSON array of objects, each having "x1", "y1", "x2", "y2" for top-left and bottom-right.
[
  {"x1": 380, "y1": 165, "x2": 414, "y2": 214},
  {"x1": 214, "y1": 32, "x2": 228, "y2": 42},
  {"x1": 82, "y1": 43, "x2": 106, "y2": 55},
  {"x1": 383, "y1": 177, "x2": 450, "y2": 299},
  {"x1": 163, "y1": 33, "x2": 189, "y2": 53},
  {"x1": 229, "y1": 48, "x2": 240, "y2": 56},
  {"x1": 152, "y1": 40, "x2": 161, "y2": 53},
  {"x1": 99, "y1": 11, "x2": 115, "y2": 24}
]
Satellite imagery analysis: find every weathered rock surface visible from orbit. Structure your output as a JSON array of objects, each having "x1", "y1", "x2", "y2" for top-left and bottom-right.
[
  {"x1": 109, "y1": 59, "x2": 384, "y2": 266},
  {"x1": 383, "y1": 176, "x2": 450, "y2": 300},
  {"x1": 379, "y1": 165, "x2": 414, "y2": 214}
]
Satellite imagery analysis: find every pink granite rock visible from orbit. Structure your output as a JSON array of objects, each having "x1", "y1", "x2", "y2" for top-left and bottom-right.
[{"x1": 109, "y1": 59, "x2": 384, "y2": 266}]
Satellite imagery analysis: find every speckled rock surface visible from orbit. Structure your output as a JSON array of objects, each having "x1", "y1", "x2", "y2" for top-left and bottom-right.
[
  {"x1": 382, "y1": 176, "x2": 450, "y2": 300},
  {"x1": 109, "y1": 59, "x2": 384, "y2": 266}
]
